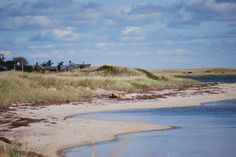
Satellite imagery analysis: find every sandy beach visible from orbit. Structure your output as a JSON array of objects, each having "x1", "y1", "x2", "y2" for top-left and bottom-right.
[{"x1": 1, "y1": 83, "x2": 236, "y2": 157}]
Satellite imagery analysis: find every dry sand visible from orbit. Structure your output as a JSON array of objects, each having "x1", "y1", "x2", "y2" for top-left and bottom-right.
[{"x1": 1, "y1": 83, "x2": 236, "y2": 157}]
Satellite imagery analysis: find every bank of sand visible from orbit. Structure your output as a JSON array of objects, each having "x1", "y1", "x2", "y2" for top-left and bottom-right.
[{"x1": 1, "y1": 83, "x2": 236, "y2": 157}]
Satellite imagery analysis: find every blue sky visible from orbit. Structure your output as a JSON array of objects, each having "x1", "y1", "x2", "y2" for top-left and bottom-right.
[{"x1": 0, "y1": 0, "x2": 236, "y2": 69}]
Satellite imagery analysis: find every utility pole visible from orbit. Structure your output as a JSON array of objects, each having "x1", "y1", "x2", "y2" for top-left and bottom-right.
[{"x1": 22, "y1": 60, "x2": 24, "y2": 71}]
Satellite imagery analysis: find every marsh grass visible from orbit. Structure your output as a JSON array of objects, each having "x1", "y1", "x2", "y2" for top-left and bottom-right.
[{"x1": 0, "y1": 65, "x2": 198, "y2": 107}]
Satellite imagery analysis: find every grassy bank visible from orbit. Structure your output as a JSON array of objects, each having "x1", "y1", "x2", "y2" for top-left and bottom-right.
[
  {"x1": 0, "y1": 143, "x2": 42, "y2": 157},
  {"x1": 0, "y1": 65, "x2": 197, "y2": 108},
  {"x1": 154, "y1": 68, "x2": 236, "y2": 78}
]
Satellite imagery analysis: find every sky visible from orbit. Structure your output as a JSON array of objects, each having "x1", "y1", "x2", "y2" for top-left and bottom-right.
[{"x1": 0, "y1": 0, "x2": 236, "y2": 69}]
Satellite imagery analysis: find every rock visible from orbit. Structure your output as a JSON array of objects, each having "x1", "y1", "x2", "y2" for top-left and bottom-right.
[{"x1": 109, "y1": 93, "x2": 126, "y2": 99}]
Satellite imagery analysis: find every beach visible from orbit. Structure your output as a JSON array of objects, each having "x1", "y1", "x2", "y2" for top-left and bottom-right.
[
  {"x1": 1, "y1": 0, "x2": 236, "y2": 156},
  {"x1": 1, "y1": 83, "x2": 236, "y2": 157}
]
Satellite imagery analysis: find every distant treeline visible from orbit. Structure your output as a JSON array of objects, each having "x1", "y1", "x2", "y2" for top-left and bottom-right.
[
  {"x1": 0, "y1": 54, "x2": 90, "y2": 72},
  {"x1": 0, "y1": 55, "x2": 34, "y2": 72}
]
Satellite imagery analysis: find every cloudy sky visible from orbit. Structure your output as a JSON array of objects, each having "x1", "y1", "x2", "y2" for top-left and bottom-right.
[{"x1": 0, "y1": 0, "x2": 236, "y2": 69}]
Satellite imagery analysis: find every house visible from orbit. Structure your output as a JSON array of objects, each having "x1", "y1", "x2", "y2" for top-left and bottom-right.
[
  {"x1": 77, "y1": 64, "x2": 91, "y2": 69},
  {"x1": 44, "y1": 66, "x2": 58, "y2": 71},
  {"x1": 34, "y1": 61, "x2": 91, "y2": 72},
  {"x1": 35, "y1": 64, "x2": 58, "y2": 72},
  {"x1": 0, "y1": 65, "x2": 7, "y2": 71}
]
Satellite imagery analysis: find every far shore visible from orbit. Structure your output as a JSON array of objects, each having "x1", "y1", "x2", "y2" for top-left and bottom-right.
[{"x1": 1, "y1": 83, "x2": 236, "y2": 157}]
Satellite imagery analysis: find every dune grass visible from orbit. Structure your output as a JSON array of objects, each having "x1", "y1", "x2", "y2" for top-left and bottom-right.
[
  {"x1": 0, "y1": 143, "x2": 42, "y2": 157},
  {"x1": 0, "y1": 65, "x2": 198, "y2": 108}
]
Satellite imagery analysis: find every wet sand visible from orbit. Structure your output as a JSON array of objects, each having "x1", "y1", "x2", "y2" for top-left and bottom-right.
[{"x1": 1, "y1": 83, "x2": 236, "y2": 157}]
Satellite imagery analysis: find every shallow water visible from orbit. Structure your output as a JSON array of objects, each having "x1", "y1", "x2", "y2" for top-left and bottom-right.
[{"x1": 63, "y1": 100, "x2": 236, "y2": 157}]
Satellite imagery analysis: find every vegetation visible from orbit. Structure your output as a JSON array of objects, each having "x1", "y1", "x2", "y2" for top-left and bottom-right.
[
  {"x1": 0, "y1": 55, "x2": 33, "y2": 72},
  {"x1": 0, "y1": 65, "x2": 198, "y2": 108},
  {"x1": 153, "y1": 68, "x2": 236, "y2": 78},
  {"x1": 135, "y1": 68, "x2": 168, "y2": 81},
  {"x1": 13, "y1": 57, "x2": 28, "y2": 66},
  {"x1": 0, "y1": 143, "x2": 42, "y2": 157}
]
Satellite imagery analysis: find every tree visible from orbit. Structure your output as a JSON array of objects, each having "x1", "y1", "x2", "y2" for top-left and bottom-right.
[
  {"x1": 4, "y1": 60, "x2": 15, "y2": 69},
  {"x1": 57, "y1": 61, "x2": 64, "y2": 71},
  {"x1": 13, "y1": 57, "x2": 28, "y2": 65},
  {"x1": 42, "y1": 60, "x2": 53, "y2": 66}
]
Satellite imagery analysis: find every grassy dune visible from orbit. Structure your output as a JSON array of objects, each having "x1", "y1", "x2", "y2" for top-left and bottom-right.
[
  {"x1": 0, "y1": 65, "x2": 197, "y2": 108},
  {"x1": 154, "y1": 68, "x2": 236, "y2": 78},
  {"x1": 0, "y1": 143, "x2": 42, "y2": 157}
]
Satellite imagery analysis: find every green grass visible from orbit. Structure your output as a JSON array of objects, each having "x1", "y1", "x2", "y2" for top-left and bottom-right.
[{"x1": 0, "y1": 65, "x2": 198, "y2": 107}]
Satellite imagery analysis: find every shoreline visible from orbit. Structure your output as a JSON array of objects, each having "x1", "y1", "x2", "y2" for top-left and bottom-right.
[
  {"x1": 1, "y1": 83, "x2": 236, "y2": 157},
  {"x1": 60, "y1": 126, "x2": 176, "y2": 157}
]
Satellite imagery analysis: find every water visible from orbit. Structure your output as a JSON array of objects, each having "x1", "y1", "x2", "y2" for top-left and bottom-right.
[
  {"x1": 191, "y1": 76, "x2": 236, "y2": 83},
  {"x1": 63, "y1": 100, "x2": 236, "y2": 157}
]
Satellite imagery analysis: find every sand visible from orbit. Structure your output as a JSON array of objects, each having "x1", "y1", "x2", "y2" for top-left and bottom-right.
[{"x1": 1, "y1": 83, "x2": 236, "y2": 157}]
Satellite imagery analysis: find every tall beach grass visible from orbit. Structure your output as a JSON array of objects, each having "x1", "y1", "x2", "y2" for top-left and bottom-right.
[
  {"x1": 0, "y1": 65, "x2": 198, "y2": 107},
  {"x1": 0, "y1": 143, "x2": 42, "y2": 157}
]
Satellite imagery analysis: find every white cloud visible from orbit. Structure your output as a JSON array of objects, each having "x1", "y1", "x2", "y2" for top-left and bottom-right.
[
  {"x1": 14, "y1": 37, "x2": 28, "y2": 44},
  {"x1": 152, "y1": 48, "x2": 192, "y2": 57},
  {"x1": 94, "y1": 42, "x2": 124, "y2": 49},
  {"x1": 206, "y1": 0, "x2": 236, "y2": 13},
  {"x1": 28, "y1": 44, "x2": 55, "y2": 49},
  {"x1": 121, "y1": 26, "x2": 146, "y2": 41},
  {"x1": 39, "y1": 27, "x2": 81, "y2": 42},
  {"x1": 28, "y1": 49, "x2": 97, "y2": 62},
  {"x1": 119, "y1": 3, "x2": 134, "y2": 14},
  {"x1": 47, "y1": 44, "x2": 55, "y2": 48},
  {"x1": 28, "y1": 50, "x2": 78, "y2": 60},
  {"x1": 31, "y1": 16, "x2": 52, "y2": 27},
  {"x1": 174, "y1": 48, "x2": 192, "y2": 54},
  {"x1": 95, "y1": 42, "x2": 109, "y2": 48},
  {"x1": 1, "y1": 16, "x2": 53, "y2": 29},
  {"x1": 163, "y1": 40, "x2": 175, "y2": 46},
  {"x1": 120, "y1": 36, "x2": 145, "y2": 42},
  {"x1": 122, "y1": 26, "x2": 141, "y2": 35},
  {"x1": 114, "y1": 3, "x2": 163, "y2": 22},
  {"x1": 116, "y1": 12, "x2": 162, "y2": 22}
]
